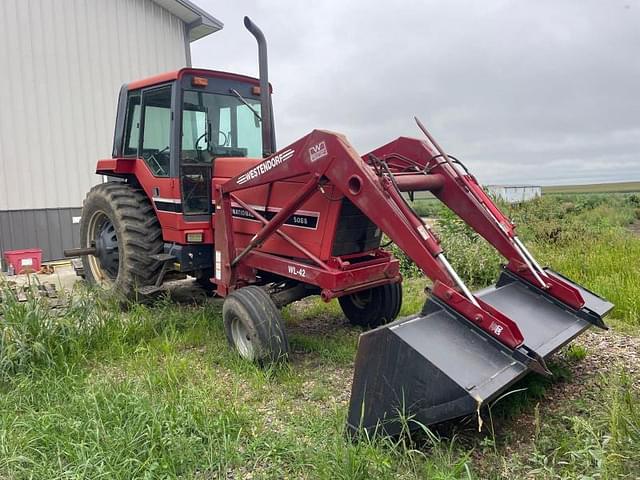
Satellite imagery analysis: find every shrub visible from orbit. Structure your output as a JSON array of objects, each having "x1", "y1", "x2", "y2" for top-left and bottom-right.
[
  {"x1": 387, "y1": 242, "x2": 422, "y2": 278},
  {"x1": 408, "y1": 198, "x2": 445, "y2": 218},
  {"x1": 386, "y1": 192, "x2": 640, "y2": 300}
]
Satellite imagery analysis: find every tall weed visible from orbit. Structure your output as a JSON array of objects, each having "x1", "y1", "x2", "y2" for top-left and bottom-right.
[
  {"x1": 0, "y1": 284, "x2": 112, "y2": 380},
  {"x1": 527, "y1": 370, "x2": 640, "y2": 479}
]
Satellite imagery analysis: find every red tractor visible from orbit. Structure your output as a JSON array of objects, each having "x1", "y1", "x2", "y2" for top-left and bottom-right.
[{"x1": 66, "y1": 18, "x2": 612, "y2": 435}]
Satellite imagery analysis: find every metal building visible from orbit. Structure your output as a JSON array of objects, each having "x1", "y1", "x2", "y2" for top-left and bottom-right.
[
  {"x1": 486, "y1": 185, "x2": 542, "y2": 203},
  {"x1": 0, "y1": 0, "x2": 222, "y2": 261}
]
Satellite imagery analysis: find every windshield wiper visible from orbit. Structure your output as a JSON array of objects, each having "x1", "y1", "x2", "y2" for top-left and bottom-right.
[{"x1": 229, "y1": 88, "x2": 262, "y2": 122}]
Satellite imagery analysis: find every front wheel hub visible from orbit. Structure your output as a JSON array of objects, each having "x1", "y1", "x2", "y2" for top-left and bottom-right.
[
  {"x1": 87, "y1": 211, "x2": 119, "y2": 282},
  {"x1": 231, "y1": 317, "x2": 255, "y2": 360}
]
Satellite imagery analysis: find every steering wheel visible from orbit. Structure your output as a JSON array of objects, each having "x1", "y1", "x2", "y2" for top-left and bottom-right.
[
  {"x1": 195, "y1": 131, "x2": 228, "y2": 162},
  {"x1": 195, "y1": 130, "x2": 229, "y2": 154},
  {"x1": 147, "y1": 146, "x2": 169, "y2": 175}
]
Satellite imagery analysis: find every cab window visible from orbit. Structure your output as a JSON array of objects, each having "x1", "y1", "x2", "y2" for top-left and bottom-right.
[
  {"x1": 181, "y1": 90, "x2": 262, "y2": 163},
  {"x1": 123, "y1": 94, "x2": 141, "y2": 157},
  {"x1": 140, "y1": 86, "x2": 172, "y2": 176}
]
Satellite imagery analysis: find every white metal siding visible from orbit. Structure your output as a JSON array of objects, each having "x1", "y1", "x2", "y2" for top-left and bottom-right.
[{"x1": 0, "y1": 0, "x2": 188, "y2": 211}]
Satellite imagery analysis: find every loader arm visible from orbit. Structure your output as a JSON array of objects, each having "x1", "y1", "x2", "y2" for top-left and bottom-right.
[
  {"x1": 216, "y1": 129, "x2": 534, "y2": 352},
  {"x1": 366, "y1": 132, "x2": 588, "y2": 312}
]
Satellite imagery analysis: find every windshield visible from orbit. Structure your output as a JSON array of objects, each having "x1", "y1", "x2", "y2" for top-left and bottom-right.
[{"x1": 181, "y1": 90, "x2": 262, "y2": 162}]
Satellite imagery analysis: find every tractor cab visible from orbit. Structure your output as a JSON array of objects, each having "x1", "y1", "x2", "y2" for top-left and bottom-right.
[{"x1": 111, "y1": 68, "x2": 275, "y2": 216}]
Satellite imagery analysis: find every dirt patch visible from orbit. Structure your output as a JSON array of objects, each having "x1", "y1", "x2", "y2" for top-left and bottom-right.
[
  {"x1": 629, "y1": 220, "x2": 640, "y2": 237},
  {"x1": 284, "y1": 297, "x2": 356, "y2": 337},
  {"x1": 468, "y1": 327, "x2": 640, "y2": 475},
  {"x1": 572, "y1": 328, "x2": 640, "y2": 387},
  {"x1": 287, "y1": 312, "x2": 352, "y2": 337},
  {"x1": 517, "y1": 328, "x2": 640, "y2": 418}
]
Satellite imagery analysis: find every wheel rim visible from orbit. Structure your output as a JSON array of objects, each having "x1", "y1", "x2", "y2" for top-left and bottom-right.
[
  {"x1": 231, "y1": 317, "x2": 255, "y2": 360},
  {"x1": 350, "y1": 289, "x2": 373, "y2": 309},
  {"x1": 86, "y1": 210, "x2": 120, "y2": 286}
]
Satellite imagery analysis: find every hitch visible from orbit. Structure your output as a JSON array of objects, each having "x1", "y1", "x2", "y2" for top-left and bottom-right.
[{"x1": 63, "y1": 247, "x2": 97, "y2": 257}]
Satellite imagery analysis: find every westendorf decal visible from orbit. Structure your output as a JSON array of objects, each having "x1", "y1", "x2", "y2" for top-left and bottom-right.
[{"x1": 236, "y1": 149, "x2": 295, "y2": 184}]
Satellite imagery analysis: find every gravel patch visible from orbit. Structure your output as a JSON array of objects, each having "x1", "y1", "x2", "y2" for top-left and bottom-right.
[{"x1": 571, "y1": 328, "x2": 640, "y2": 389}]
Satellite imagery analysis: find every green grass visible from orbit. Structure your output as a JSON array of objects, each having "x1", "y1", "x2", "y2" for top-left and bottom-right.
[
  {"x1": 490, "y1": 369, "x2": 640, "y2": 479},
  {"x1": 0, "y1": 193, "x2": 638, "y2": 478},
  {"x1": 536, "y1": 229, "x2": 640, "y2": 330},
  {"x1": 522, "y1": 196, "x2": 640, "y2": 330},
  {"x1": 0, "y1": 289, "x2": 475, "y2": 479},
  {"x1": 1, "y1": 284, "x2": 637, "y2": 478},
  {"x1": 409, "y1": 197, "x2": 445, "y2": 218},
  {"x1": 542, "y1": 181, "x2": 640, "y2": 194},
  {"x1": 565, "y1": 344, "x2": 588, "y2": 362}
]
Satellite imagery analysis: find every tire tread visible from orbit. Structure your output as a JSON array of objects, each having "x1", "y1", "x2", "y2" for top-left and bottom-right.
[
  {"x1": 223, "y1": 286, "x2": 289, "y2": 364},
  {"x1": 339, "y1": 282, "x2": 402, "y2": 328},
  {"x1": 81, "y1": 182, "x2": 163, "y2": 299}
]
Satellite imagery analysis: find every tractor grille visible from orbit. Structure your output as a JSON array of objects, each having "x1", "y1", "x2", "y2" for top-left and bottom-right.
[{"x1": 332, "y1": 198, "x2": 382, "y2": 256}]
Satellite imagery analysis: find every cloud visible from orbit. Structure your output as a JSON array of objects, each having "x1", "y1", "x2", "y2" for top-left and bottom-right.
[{"x1": 191, "y1": 0, "x2": 640, "y2": 185}]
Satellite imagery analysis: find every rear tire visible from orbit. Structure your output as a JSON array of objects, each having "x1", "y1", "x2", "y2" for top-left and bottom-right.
[
  {"x1": 339, "y1": 282, "x2": 402, "y2": 328},
  {"x1": 80, "y1": 182, "x2": 163, "y2": 300},
  {"x1": 222, "y1": 286, "x2": 289, "y2": 364}
]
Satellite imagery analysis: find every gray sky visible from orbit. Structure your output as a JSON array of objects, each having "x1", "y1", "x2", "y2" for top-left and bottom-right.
[{"x1": 191, "y1": 0, "x2": 640, "y2": 185}]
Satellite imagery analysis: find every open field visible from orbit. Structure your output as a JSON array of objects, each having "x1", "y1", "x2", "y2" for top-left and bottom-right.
[
  {"x1": 542, "y1": 181, "x2": 640, "y2": 194},
  {"x1": 0, "y1": 194, "x2": 639, "y2": 478}
]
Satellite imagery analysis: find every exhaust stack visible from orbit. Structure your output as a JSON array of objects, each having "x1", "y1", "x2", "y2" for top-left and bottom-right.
[{"x1": 244, "y1": 16, "x2": 275, "y2": 157}]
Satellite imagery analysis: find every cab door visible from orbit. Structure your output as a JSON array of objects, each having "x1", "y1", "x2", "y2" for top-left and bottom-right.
[
  {"x1": 139, "y1": 86, "x2": 173, "y2": 177},
  {"x1": 180, "y1": 94, "x2": 212, "y2": 218}
]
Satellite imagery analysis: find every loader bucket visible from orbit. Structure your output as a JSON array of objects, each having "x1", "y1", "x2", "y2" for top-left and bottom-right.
[{"x1": 347, "y1": 269, "x2": 613, "y2": 436}]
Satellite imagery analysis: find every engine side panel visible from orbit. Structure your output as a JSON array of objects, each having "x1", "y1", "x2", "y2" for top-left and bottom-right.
[
  {"x1": 212, "y1": 157, "x2": 343, "y2": 261},
  {"x1": 97, "y1": 157, "x2": 382, "y2": 263}
]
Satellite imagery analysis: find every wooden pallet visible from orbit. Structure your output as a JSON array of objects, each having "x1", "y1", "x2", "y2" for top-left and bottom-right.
[{"x1": 0, "y1": 281, "x2": 59, "y2": 304}]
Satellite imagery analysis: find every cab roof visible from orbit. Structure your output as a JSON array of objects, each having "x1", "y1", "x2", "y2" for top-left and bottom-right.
[{"x1": 127, "y1": 68, "x2": 265, "y2": 91}]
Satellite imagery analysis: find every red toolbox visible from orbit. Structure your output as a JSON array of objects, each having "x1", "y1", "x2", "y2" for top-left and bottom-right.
[{"x1": 3, "y1": 249, "x2": 43, "y2": 274}]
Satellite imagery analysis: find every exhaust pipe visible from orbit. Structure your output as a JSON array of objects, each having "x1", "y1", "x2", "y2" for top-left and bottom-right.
[{"x1": 244, "y1": 16, "x2": 275, "y2": 157}]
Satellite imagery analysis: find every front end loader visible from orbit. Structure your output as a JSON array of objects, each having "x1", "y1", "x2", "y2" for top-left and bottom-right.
[
  {"x1": 211, "y1": 124, "x2": 612, "y2": 435},
  {"x1": 66, "y1": 17, "x2": 613, "y2": 437}
]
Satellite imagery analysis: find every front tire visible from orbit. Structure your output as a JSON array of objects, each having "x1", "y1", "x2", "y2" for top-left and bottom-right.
[
  {"x1": 222, "y1": 286, "x2": 289, "y2": 364},
  {"x1": 80, "y1": 182, "x2": 163, "y2": 300},
  {"x1": 339, "y1": 282, "x2": 402, "y2": 328}
]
